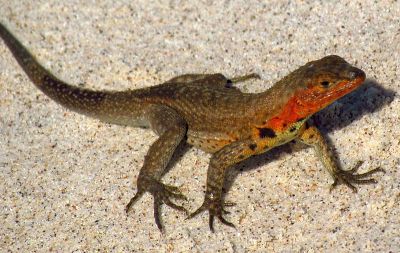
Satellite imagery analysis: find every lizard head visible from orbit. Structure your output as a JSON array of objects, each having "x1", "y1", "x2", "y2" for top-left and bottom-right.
[
  {"x1": 289, "y1": 55, "x2": 366, "y2": 117},
  {"x1": 265, "y1": 55, "x2": 366, "y2": 130}
]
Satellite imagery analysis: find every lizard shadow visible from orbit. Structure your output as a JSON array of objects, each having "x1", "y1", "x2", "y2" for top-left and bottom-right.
[{"x1": 222, "y1": 79, "x2": 396, "y2": 195}]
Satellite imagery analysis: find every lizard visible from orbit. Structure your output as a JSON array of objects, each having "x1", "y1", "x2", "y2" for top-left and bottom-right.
[{"x1": 0, "y1": 22, "x2": 383, "y2": 232}]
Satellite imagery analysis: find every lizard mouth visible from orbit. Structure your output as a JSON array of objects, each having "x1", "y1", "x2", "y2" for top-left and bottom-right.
[{"x1": 324, "y1": 74, "x2": 366, "y2": 101}]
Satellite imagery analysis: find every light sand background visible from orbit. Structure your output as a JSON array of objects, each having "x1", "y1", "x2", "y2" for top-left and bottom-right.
[{"x1": 0, "y1": 1, "x2": 399, "y2": 252}]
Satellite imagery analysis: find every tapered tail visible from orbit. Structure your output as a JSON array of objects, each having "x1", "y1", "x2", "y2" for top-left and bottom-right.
[{"x1": 0, "y1": 22, "x2": 113, "y2": 116}]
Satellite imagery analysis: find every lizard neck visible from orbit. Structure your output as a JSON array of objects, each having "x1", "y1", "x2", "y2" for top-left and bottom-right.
[
  {"x1": 254, "y1": 85, "x2": 313, "y2": 132},
  {"x1": 264, "y1": 94, "x2": 310, "y2": 131}
]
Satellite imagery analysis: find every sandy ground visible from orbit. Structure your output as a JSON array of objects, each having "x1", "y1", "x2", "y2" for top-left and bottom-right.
[{"x1": 0, "y1": 1, "x2": 399, "y2": 252}]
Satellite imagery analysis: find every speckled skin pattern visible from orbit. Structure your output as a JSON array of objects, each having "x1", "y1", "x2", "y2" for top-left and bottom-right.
[{"x1": 0, "y1": 22, "x2": 383, "y2": 232}]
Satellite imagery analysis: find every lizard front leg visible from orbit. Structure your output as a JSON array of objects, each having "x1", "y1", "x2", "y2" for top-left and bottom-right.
[
  {"x1": 297, "y1": 123, "x2": 383, "y2": 192},
  {"x1": 125, "y1": 105, "x2": 188, "y2": 231},
  {"x1": 188, "y1": 139, "x2": 256, "y2": 232}
]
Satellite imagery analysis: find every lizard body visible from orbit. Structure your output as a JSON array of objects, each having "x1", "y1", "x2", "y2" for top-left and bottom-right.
[{"x1": 0, "y1": 23, "x2": 382, "y2": 232}]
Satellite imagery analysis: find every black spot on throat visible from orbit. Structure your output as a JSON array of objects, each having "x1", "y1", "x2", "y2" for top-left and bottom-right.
[
  {"x1": 249, "y1": 143, "x2": 257, "y2": 150},
  {"x1": 258, "y1": 127, "x2": 276, "y2": 138}
]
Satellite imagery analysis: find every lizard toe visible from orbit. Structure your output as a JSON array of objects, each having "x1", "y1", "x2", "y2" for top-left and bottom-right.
[
  {"x1": 331, "y1": 162, "x2": 385, "y2": 192},
  {"x1": 187, "y1": 197, "x2": 235, "y2": 232},
  {"x1": 125, "y1": 190, "x2": 145, "y2": 213}
]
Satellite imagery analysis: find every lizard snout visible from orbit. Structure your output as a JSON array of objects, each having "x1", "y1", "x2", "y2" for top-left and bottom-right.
[{"x1": 347, "y1": 68, "x2": 366, "y2": 81}]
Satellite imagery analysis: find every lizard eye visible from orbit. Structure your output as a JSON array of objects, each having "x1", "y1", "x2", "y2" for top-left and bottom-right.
[{"x1": 320, "y1": 81, "x2": 330, "y2": 88}]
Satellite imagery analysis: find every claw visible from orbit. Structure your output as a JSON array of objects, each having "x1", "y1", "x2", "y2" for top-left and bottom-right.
[
  {"x1": 209, "y1": 215, "x2": 215, "y2": 232},
  {"x1": 209, "y1": 214, "x2": 235, "y2": 232},
  {"x1": 353, "y1": 167, "x2": 384, "y2": 179},
  {"x1": 348, "y1": 161, "x2": 364, "y2": 173},
  {"x1": 153, "y1": 197, "x2": 163, "y2": 231},
  {"x1": 186, "y1": 205, "x2": 207, "y2": 220},
  {"x1": 125, "y1": 191, "x2": 144, "y2": 213},
  {"x1": 218, "y1": 215, "x2": 235, "y2": 229},
  {"x1": 152, "y1": 186, "x2": 188, "y2": 231},
  {"x1": 342, "y1": 179, "x2": 358, "y2": 193}
]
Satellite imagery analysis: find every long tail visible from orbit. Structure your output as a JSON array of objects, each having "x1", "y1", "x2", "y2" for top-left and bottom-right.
[{"x1": 0, "y1": 22, "x2": 115, "y2": 116}]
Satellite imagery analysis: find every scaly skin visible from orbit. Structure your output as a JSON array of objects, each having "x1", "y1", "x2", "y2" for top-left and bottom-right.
[{"x1": 0, "y1": 23, "x2": 383, "y2": 232}]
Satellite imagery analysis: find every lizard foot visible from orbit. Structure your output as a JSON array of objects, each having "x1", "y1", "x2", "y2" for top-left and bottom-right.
[
  {"x1": 186, "y1": 197, "x2": 236, "y2": 232},
  {"x1": 125, "y1": 178, "x2": 188, "y2": 231},
  {"x1": 330, "y1": 161, "x2": 385, "y2": 193}
]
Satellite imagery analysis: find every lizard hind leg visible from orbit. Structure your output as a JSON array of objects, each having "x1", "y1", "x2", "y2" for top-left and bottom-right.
[
  {"x1": 125, "y1": 105, "x2": 188, "y2": 231},
  {"x1": 165, "y1": 73, "x2": 234, "y2": 89},
  {"x1": 229, "y1": 73, "x2": 261, "y2": 84},
  {"x1": 165, "y1": 72, "x2": 259, "y2": 88},
  {"x1": 165, "y1": 73, "x2": 224, "y2": 84}
]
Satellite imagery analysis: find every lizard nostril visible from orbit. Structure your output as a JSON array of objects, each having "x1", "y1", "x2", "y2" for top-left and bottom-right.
[
  {"x1": 348, "y1": 68, "x2": 366, "y2": 80},
  {"x1": 348, "y1": 71, "x2": 357, "y2": 79}
]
